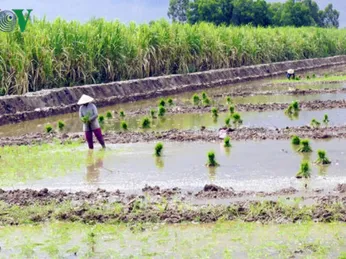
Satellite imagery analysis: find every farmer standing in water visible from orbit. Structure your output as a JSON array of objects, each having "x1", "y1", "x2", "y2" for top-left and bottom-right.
[{"x1": 78, "y1": 94, "x2": 106, "y2": 149}]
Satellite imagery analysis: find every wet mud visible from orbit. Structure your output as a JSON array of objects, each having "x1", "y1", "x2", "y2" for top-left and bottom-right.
[
  {"x1": 2, "y1": 125, "x2": 346, "y2": 146},
  {"x1": 1, "y1": 185, "x2": 346, "y2": 225}
]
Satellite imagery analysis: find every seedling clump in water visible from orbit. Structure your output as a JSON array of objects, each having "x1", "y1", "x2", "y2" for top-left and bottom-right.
[
  {"x1": 229, "y1": 105, "x2": 235, "y2": 115},
  {"x1": 141, "y1": 117, "x2": 151, "y2": 128},
  {"x1": 106, "y1": 111, "x2": 112, "y2": 119},
  {"x1": 296, "y1": 161, "x2": 311, "y2": 179},
  {"x1": 167, "y1": 98, "x2": 173, "y2": 106},
  {"x1": 225, "y1": 117, "x2": 231, "y2": 127},
  {"x1": 315, "y1": 150, "x2": 331, "y2": 165},
  {"x1": 224, "y1": 136, "x2": 231, "y2": 147},
  {"x1": 98, "y1": 115, "x2": 105, "y2": 124},
  {"x1": 226, "y1": 97, "x2": 232, "y2": 105},
  {"x1": 297, "y1": 139, "x2": 312, "y2": 153},
  {"x1": 211, "y1": 107, "x2": 218, "y2": 117},
  {"x1": 323, "y1": 114, "x2": 329, "y2": 124},
  {"x1": 45, "y1": 124, "x2": 53, "y2": 133},
  {"x1": 206, "y1": 151, "x2": 219, "y2": 167},
  {"x1": 159, "y1": 99, "x2": 166, "y2": 107},
  {"x1": 310, "y1": 119, "x2": 321, "y2": 128},
  {"x1": 232, "y1": 113, "x2": 243, "y2": 126},
  {"x1": 158, "y1": 105, "x2": 166, "y2": 117},
  {"x1": 154, "y1": 142, "x2": 164, "y2": 157},
  {"x1": 202, "y1": 92, "x2": 207, "y2": 100},
  {"x1": 291, "y1": 135, "x2": 301, "y2": 145},
  {"x1": 121, "y1": 121, "x2": 128, "y2": 131},
  {"x1": 203, "y1": 97, "x2": 211, "y2": 106},
  {"x1": 58, "y1": 121, "x2": 65, "y2": 131},
  {"x1": 192, "y1": 94, "x2": 200, "y2": 105},
  {"x1": 150, "y1": 109, "x2": 156, "y2": 119},
  {"x1": 119, "y1": 110, "x2": 126, "y2": 118}
]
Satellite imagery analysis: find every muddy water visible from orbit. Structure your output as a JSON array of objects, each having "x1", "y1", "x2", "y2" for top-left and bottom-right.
[
  {"x1": 2, "y1": 139, "x2": 346, "y2": 192},
  {"x1": 0, "y1": 81, "x2": 345, "y2": 136},
  {"x1": 1, "y1": 222, "x2": 345, "y2": 258}
]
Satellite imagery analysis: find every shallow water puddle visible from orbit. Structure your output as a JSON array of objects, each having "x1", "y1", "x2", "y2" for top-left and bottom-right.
[
  {"x1": 1, "y1": 139, "x2": 346, "y2": 192},
  {"x1": 0, "y1": 222, "x2": 345, "y2": 258}
]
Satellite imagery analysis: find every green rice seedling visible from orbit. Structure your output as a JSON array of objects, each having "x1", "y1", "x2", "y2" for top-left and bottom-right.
[
  {"x1": 154, "y1": 142, "x2": 163, "y2": 157},
  {"x1": 323, "y1": 114, "x2": 329, "y2": 124},
  {"x1": 167, "y1": 98, "x2": 173, "y2": 106},
  {"x1": 312, "y1": 74, "x2": 316, "y2": 78},
  {"x1": 106, "y1": 111, "x2": 112, "y2": 119},
  {"x1": 150, "y1": 109, "x2": 156, "y2": 119},
  {"x1": 119, "y1": 110, "x2": 126, "y2": 118},
  {"x1": 211, "y1": 107, "x2": 218, "y2": 117},
  {"x1": 296, "y1": 161, "x2": 311, "y2": 179},
  {"x1": 324, "y1": 74, "x2": 329, "y2": 78},
  {"x1": 206, "y1": 151, "x2": 219, "y2": 167},
  {"x1": 226, "y1": 97, "x2": 232, "y2": 105},
  {"x1": 98, "y1": 115, "x2": 105, "y2": 124},
  {"x1": 315, "y1": 150, "x2": 331, "y2": 165},
  {"x1": 158, "y1": 105, "x2": 166, "y2": 117},
  {"x1": 306, "y1": 75, "x2": 310, "y2": 80},
  {"x1": 57, "y1": 121, "x2": 65, "y2": 131},
  {"x1": 232, "y1": 113, "x2": 243, "y2": 125},
  {"x1": 159, "y1": 99, "x2": 166, "y2": 107},
  {"x1": 291, "y1": 135, "x2": 301, "y2": 145},
  {"x1": 225, "y1": 117, "x2": 231, "y2": 127},
  {"x1": 121, "y1": 121, "x2": 128, "y2": 131},
  {"x1": 45, "y1": 124, "x2": 53, "y2": 133},
  {"x1": 297, "y1": 139, "x2": 312, "y2": 153},
  {"x1": 202, "y1": 92, "x2": 207, "y2": 100},
  {"x1": 141, "y1": 117, "x2": 151, "y2": 128},
  {"x1": 192, "y1": 94, "x2": 200, "y2": 105},
  {"x1": 229, "y1": 105, "x2": 235, "y2": 115},
  {"x1": 292, "y1": 101, "x2": 299, "y2": 111},
  {"x1": 203, "y1": 97, "x2": 211, "y2": 106},
  {"x1": 224, "y1": 136, "x2": 231, "y2": 148},
  {"x1": 310, "y1": 119, "x2": 321, "y2": 128}
]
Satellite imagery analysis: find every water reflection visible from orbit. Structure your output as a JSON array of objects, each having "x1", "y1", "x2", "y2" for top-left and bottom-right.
[
  {"x1": 155, "y1": 157, "x2": 164, "y2": 170},
  {"x1": 86, "y1": 150, "x2": 106, "y2": 183}
]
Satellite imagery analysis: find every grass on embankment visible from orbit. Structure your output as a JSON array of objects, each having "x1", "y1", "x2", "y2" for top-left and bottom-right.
[
  {"x1": 0, "y1": 221, "x2": 345, "y2": 258},
  {"x1": 2, "y1": 20, "x2": 346, "y2": 95}
]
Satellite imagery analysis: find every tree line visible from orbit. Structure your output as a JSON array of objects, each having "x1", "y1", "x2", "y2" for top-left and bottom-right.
[{"x1": 168, "y1": 0, "x2": 340, "y2": 28}]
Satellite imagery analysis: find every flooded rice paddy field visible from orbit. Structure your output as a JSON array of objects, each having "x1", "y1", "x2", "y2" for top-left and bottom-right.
[
  {"x1": 1, "y1": 221, "x2": 346, "y2": 258},
  {"x1": 1, "y1": 139, "x2": 346, "y2": 193}
]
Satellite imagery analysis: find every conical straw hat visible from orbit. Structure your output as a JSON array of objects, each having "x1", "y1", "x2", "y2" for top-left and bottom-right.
[
  {"x1": 77, "y1": 94, "x2": 94, "y2": 105},
  {"x1": 287, "y1": 69, "x2": 295, "y2": 74}
]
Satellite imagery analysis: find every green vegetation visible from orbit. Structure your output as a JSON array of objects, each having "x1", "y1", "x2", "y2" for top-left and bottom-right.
[
  {"x1": 159, "y1": 99, "x2": 166, "y2": 107},
  {"x1": 203, "y1": 97, "x2": 211, "y2": 106},
  {"x1": 224, "y1": 136, "x2": 231, "y2": 148},
  {"x1": 201, "y1": 92, "x2": 207, "y2": 100},
  {"x1": 57, "y1": 121, "x2": 65, "y2": 131},
  {"x1": 98, "y1": 115, "x2": 105, "y2": 124},
  {"x1": 206, "y1": 151, "x2": 219, "y2": 167},
  {"x1": 211, "y1": 107, "x2": 218, "y2": 117},
  {"x1": 45, "y1": 124, "x2": 53, "y2": 133},
  {"x1": 285, "y1": 101, "x2": 300, "y2": 119},
  {"x1": 323, "y1": 114, "x2": 329, "y2": 124},
  {"x1": 192, "y1": 94, "x2": 201, "y2": 105},
  {"x1": 225, "y1": 117, "x2": 231, "y2": 127},
  {"x1": 106, "y1": 111, "x2": 113, "y2": 119},
  {"x1": 229, "y1": 105, "x2": 235, "y2": 115},
  {"x1": 141, "y1": 117, "x2": 151, "y2": 129},
  {"x1": 315, "y1": 150, "x2": 331, "y2": 165},
  {"x1": 297, "y1": 139, "x2": 313, "y2": 153},
  {"x1": 121, "y1": 121, "x2": 128, "y2": 131},
  {"x1": 169, "y1": 0, "x2": 339, "y2": 28},
  {"x1": 4, "y1": 18, "x2": 346, "y2": 95},
  {"x1": 167, "y1": 98, "x2": 174, "y2": 106},
  {"x1": 154, "y1": 142, "x2": 164, "y2": 157},
  {"x1": 158, "y1": 105, "x2": 166, "y2": 117},
  {"x1": 150, "y1": 109, "x2": 156, "y2": 119},
  {"x1": 226, "y1": 97, "x2": 232, "y2": 105},
  {"x1": 296, "y1": 161, "x2": 311, "y2": 179},
  {"x1": 311, "y1": 119, "x2": 321, "y2": 128},
  {"x1": 119, "y1": 110, "x2": 126, "y2": 118},
  {"x1": 291, "y1": 135, "x2": 301, "y2": 145},
  {"x1": 232, "y1": 113, "x2": 243, "y2": 126}
]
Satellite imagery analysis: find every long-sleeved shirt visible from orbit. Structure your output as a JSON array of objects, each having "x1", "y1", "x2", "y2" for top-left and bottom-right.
[{"x1": 79, "y1": 103, "x2": 100, "y2": 131}]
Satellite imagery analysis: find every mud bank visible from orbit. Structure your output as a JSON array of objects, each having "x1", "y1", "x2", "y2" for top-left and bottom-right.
[
  {"x1": 1, "y1": 56, "x2": 346, "y2": 126},
  {"x1": 1, "y1": 125, "x2": 346, "y2": 146},
  {"x1": 214, "y1": 86, "x2": 346, "y2": 98},
  {"x1": 1, "y1": 185, "x2": 346, "y2": 225}
]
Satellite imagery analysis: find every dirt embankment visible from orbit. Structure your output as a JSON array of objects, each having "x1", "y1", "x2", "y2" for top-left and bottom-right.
[
  {"x1": 1, "y1": 125, "x2": 346, "y2": 146},
  {"x1": 1, "y1": 185, "x2": 346, "y2": 225},
  {"x1": 1, "y1": 56, "x2": 346, "y2": 126}
]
